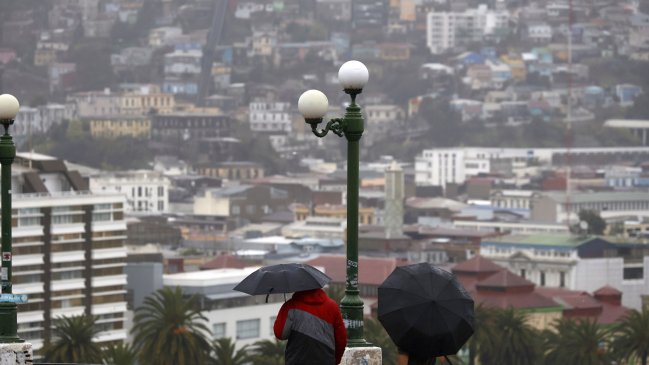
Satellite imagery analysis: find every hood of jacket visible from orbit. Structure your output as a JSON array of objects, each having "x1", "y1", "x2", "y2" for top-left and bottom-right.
[{"x1": 292, "y1": 288, "x2": 328, "y2": 305}]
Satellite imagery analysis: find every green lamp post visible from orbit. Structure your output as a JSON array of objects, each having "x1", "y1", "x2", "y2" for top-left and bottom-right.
[
  {"x1": 298, "y1": 60, "x2": 370, "y2": 347},
  {"x1": 0, "y1": 93, "x2": 23, "y2": 343}
]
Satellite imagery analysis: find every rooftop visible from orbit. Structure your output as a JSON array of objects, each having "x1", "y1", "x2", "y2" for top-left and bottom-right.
[{"x1": 482, "y1": 234, "x2": 595, "y2": 248}]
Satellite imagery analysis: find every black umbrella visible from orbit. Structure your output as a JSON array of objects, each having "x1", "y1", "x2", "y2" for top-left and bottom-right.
[
  {"x1": 378, "y1": 263, "x2": 474, "y2": 359},
  {"x1": 233, "y1": 263, "x2": 331, "y2": 301}
]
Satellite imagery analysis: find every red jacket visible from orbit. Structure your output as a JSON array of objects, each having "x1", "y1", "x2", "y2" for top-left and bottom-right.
[{"x1": 274, "y1": 289, "x2": 347, "y2": 365}]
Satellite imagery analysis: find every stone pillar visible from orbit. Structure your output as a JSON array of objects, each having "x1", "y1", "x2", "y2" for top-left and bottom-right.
[
  {"x1": 340, "y1": 346, "x2": 382, "y2": 365},
  {"x1": 0, "y1": 343, "x2": 33, "y2": 364}
]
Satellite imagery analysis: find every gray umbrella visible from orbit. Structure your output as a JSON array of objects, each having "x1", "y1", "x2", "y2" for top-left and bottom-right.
[{"x1": 233, "y1": 263, "x2": 331, "y2": 301}]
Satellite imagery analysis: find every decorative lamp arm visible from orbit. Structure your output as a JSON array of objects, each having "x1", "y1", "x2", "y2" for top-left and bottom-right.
[{"x1": 309, "y1": 118, "x2": 345, "y2": 138}]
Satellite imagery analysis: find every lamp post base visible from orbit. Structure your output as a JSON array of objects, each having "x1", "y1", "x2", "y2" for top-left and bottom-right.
[
  {"x1": 340, "y1": 346, "x2": 382, "y2": 365},
  {"x1": 0, "y1": 303, "x2": 22, "y2": 343},
  {"x1": 0, "y1": 342, "x2": 32, "y2": 364}
]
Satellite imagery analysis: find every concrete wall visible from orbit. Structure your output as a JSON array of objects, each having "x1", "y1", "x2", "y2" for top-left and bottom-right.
[{"x1": 125, "y1": 262, "x2": 164, "y2": 309}]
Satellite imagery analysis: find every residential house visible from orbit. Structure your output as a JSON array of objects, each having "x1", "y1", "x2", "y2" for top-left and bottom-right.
[
  {"x1": 0, "y1": 48, "x2": 17, "y2": 64},
  {"x1": 151, "y1": 110, "x2": 232, "y2": 154},
  {"x1": 480, "y1": 235, "x2": 649, "y2": 309},
  {"x1": 193, "y1": 185, "x2": 290, "y2": 223},
  {"x1": 525, "y1": 23, "x2": 553, "y2": 43},
  {"x1": 149, "y1": 27, "x2": 183, "y2": 47},
  {"x1": 316, "y1": 0, "x2": 352, "y2": 22},
  {"x1": 281, "y1": 217, "x2": 346, "y2": 239},
  {"x1": 293, "y1": 204, "x2": 376, "y2": 225},
  {"x1": 500, "y1": 54, "x2": 527, "y2": 81}
]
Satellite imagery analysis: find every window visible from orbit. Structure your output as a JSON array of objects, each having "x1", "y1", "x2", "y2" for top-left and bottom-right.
[
  {"x1": 623, "y1": 267, "x2": 644, "y2": 280},
  {"x1": 520, "y1": 269, "x2": 526, "y2": 279},
  {"x1": 269, "y1": 316, "x2": 276, "y2": 336},
  {"x1": 560, "y1": 272, "x2": 565, "y2": 288},
  {"x1": 213, "y1": 323, "x2": 226, "y2": 339},
  {"x1": 232, "y1": 205, "x2": 240, "y2": 215},
  {"x1": 236, "y1": 319, "x2": 260, "y2": 340},
  {"x1": 158, "y1": 186, "x2": 164, "y2": 197},
  {"x1": 158, "y1": 201, "x2": 164, "y2": 211},
  {"x1": 540, "y1": 271, "x2": 546, "y2": 286}
]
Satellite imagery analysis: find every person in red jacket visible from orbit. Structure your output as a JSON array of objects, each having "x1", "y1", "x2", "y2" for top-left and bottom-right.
[{"x1": 273, "y1": 288, "x2": 347, "y2": 365}]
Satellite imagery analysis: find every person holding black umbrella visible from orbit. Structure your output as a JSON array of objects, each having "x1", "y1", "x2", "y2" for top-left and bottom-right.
[{"x1": 273, "y1": 287, "x2": 347, "y2": 365}]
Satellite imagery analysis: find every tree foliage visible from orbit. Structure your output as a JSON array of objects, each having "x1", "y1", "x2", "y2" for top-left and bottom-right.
[
  {"x1": 102, "y1": 342, "x2": 138, "y2": 365},
  {"x1": 365, "y1": 317, "x2": 398, "y2": 365},
  {"x1": 612, "y1": 307, "x2": 649, "y2": 365},
  {"x1": 132, "y1": 287, "x2": 212, "y2": 365},
  {"x1": 41, "y1": 315, "x2": 103, "y2": 364},
  {"x1": 577, "y1": 210, "x2": 607, "y2": 235},
  {"x1": 542, "y1": 318, "x2": 613, "y2": 365},
  {"x1": 249, "y1": 339, "x2": 285, "y2": 365},
  {"x1": 211, "y1": 337, "x2": 251, "y2": 365},
  {"x1": 30, "y1": 120, "x2": 154, "y2": 170}
]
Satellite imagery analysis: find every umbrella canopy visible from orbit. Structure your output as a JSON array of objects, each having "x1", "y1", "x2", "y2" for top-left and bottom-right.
[
  {"x1": 233, "y1": 263, "x2": 331, "y2": 296},
  {"x1": 378, "y1": 263, "x2": 474, "y2": 358}
]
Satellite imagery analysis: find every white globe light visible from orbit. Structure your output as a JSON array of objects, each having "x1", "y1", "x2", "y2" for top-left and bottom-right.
[
  {"x1": 0, "y1": 94, "x2": 19, "y2": 120},
  {"x1": 338, "y1": 60, "x2": 369, "y2": 90},
  {"x1": 298, "y1": 89, "x2": 329, "y2": 119}
]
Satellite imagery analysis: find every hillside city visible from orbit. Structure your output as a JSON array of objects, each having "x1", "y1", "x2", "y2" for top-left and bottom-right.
[{"x1": 1, "y1": 0, "x2": 649, "y2": 363}]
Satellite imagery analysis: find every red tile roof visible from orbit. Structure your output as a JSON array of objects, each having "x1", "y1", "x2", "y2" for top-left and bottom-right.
[
  {"x1": 472, "y1": 291, "x2": 559, "y2": 310},
  {"x1": 476, "y1": 270, "x2": 535, "y2": 290},
  {"x1": 594, "y1": 285, "x2": 622, "y2": 296},
  {"x1": 306, "y1": 255, "x2": 409, "y2": 286},
  {"x1": 452, "y1": 255, "x2": 505, "y2": 275}
]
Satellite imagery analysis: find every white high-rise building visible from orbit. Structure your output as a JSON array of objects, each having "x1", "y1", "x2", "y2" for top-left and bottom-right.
[
  {"x1": 10, "y1": 153, "x2": 127, "y2": 351},
  {"x1": 426, "y1": 5, "x2": 509, "y2": 54}
]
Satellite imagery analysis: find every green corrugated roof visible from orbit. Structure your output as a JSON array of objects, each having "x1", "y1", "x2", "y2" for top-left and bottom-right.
[
  {"x1": 544, "y1": 191, "x2": 649, "y2": 204},
  {"x1": 482, "y1": 234, "x2": 594, "y2": 248}
]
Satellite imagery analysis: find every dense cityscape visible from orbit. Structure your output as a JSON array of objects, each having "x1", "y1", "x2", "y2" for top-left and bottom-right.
[{"x1": 1, "y1": 0, "x2": 649, "y2": 363}]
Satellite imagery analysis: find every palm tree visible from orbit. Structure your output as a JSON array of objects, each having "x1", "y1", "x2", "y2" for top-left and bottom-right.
[
  {"x1": 543, "y1": 318, "x2": 612, "y2": 365},
  {"x1": 612, "y1": 307, "x2": 649, "y2": 365},
  {"x1": 365, "y1": 317, "x2": 398, "y2": 365},
  {"x1": 212, "y1": 337, "x2": 251, "y2": 365},
  {"x1": 102, "y1": 342, "x2": 138, "y2": 365},
  {"x1": 467, "y1": 304, "x2": 494, "y2": 365},
  {"x1": 132, "y1": 286, "x2": 211, "y2": 365},
  {"x1": 250, "y1": 339, "x2": 285, "y2": 365},
  {"x1": 41, "y1": 315, "x2": 103, "y2": 363},
  {"x1": 479, "y1": 307, "x2": 540, "y2": 365}
]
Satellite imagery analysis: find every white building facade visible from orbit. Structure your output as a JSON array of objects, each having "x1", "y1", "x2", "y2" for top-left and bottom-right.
[
  {"x1": 12, "y1": 191, "x2": 128, "y2": 350},
  {"x1": 249, "y1": 101, "x2": 292, "y2": 133},
  {"x1": 427, "y1": 5, "x2": 509, "y2": 54},
  {"x1": 89, "y1": 170, "x2": 170, "y2": 214},
  {"x1": 163, "y1": 268, "x2": 283, "y2": 348},
  {"x1": 481, "y1": 236, "x2": 649, "y2": 309}
]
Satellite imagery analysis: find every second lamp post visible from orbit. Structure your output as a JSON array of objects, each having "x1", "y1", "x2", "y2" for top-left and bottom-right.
[{"x1": 298, "y1": 60, "x2": 369, "y2": 347}]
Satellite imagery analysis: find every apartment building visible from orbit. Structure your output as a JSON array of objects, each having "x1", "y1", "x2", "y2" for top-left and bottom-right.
[
  {"x1": 427, "y1": 5, "x2": 509, "y2": 54},
  {"x1": 89, "y1": 170, "x2": 170, "y2": 214},
  {"x1": 10, "y1": 153, "x2": 127, "y2": 350},
  {"x1": 249, "y1": 101, "x2": 292, "y2": 133},
  {"x1": 414, "y1": 146, "x2": 649, "y2": 189}
]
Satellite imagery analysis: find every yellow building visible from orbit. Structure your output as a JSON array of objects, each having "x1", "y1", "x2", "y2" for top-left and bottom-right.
[
  {"x1": 500, "y1": 54, "x2": 527, "y2": 81},
  {"x1": 380, "y1": 43, "x2": 411, "y2": 61},
  {"x1": 119, "y1": 92, "x2": 176, "y2": 115},
  {"x1": 89, "y1": 116, "x2": 152, "y2": 138},
  {"x1": 34, "y1": 49, "x2": 58, "y2": 66},
  {"x1": 293, "y1": 204, "x2": 375, "y2": 225},
  {"x1": 194, "y1": 162, "x2": 265, "y2": 181}
]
